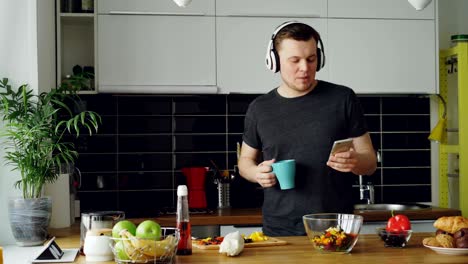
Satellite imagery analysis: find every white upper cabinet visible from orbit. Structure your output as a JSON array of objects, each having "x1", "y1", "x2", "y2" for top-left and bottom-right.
[
  {"x1": 216, "y1": 0, "x2": 327, "y2": 17},
  {"x1": 328, "y1": 0, "x2": 435, "y2": 19},
  {"x1": 216, "y1": 17, "x2": 328, "y2": 94},
  {"x1": 97, "y1": 0, "x2": 215, "y2": 15},
  {"x1": 97, "y1": 15, "x2": 216, "y2": 92},
  {"x1": 96, "y1": 0, "x2": 216, "y2": 93},
  {"x1": 328, "y1": 19, "x2": 436, "y2": 94}
]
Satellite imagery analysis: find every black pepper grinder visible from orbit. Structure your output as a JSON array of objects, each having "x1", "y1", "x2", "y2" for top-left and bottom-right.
[{"x1": 176, "y1": 185, "x2": 192, "y2": 255}]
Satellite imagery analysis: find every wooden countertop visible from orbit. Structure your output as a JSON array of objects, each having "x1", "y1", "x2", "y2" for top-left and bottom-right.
[
  {"x1": 50, "y1": 227, "x2": 468, "y2": 264},
  {"x1": 131, "y1": 207, "x2": 461, "y2": 226}
]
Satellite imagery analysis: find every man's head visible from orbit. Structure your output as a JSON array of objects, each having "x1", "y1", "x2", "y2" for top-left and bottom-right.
[
  {"x1": 267, "y1": 22, "x2": 325, "y2": 97},
  {"x1": 266, "y1": 22, "x2": 325, "y2": 73}
]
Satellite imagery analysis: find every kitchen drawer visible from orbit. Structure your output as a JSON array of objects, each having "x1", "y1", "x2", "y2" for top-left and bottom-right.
[
  {"x1": 328, "y1": 0, "x2": 435, "y2": 19},
  {"x1": 97, "y1": 0, "x2": 215, "y2": 15},
  {"x1": 216, "y1": 0, "x2": 327, "y2": 17},
  {"x1": 220, "y1": 225, "x2": 262, "y2": 236}
]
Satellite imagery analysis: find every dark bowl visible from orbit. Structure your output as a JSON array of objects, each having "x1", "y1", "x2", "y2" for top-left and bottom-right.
[{"x1": 377, "y1": 227, "x2": 412, "y2": 248}]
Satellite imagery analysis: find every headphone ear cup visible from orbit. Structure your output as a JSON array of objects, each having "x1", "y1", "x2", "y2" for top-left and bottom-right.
[
  {"x1": 317, "y1": 47, "x2": 325, "y2": 71},
  {"x1": 265, "y1": 40, "x2": 275, "y2": 72},
  {"x1": 316, "y1": 48, "x2": 322, "y2": 72},
  {"x1": 271, "y1": 49, "x2": 280, "y2": 73}
]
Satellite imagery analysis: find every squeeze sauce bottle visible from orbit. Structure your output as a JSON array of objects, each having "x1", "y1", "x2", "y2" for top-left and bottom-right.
[{"x1": 176, "y1": 185, "x2": 192, "y2": 255}]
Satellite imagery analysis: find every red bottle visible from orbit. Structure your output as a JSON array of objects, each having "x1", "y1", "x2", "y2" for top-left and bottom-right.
[{"x1": 176, "y1": 185, "x2": 192, "y2": 255}]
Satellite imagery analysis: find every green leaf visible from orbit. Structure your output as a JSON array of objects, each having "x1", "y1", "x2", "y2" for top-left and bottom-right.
[{"x1": 0, "y1": 76, "x2": 101, "y2": 198}]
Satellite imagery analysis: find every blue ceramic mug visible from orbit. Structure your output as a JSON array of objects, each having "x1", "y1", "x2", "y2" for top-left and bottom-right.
[{"x1": 271, "y1": 159, "x2": 296, "y2": 190}]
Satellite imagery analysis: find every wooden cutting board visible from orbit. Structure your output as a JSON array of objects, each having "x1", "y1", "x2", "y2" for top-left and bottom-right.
[{"x1": 192, "y1": 237, "x2": 287, "y2": 250}]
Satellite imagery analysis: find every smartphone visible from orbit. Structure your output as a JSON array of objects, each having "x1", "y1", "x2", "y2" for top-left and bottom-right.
[{"x1": 330, "y1": 138, "x2": 353, "y2": 156}]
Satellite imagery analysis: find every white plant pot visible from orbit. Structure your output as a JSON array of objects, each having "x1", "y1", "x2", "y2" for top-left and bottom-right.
[{"x1": 8, "y1": 197, "x2": 52, "y2": 246}]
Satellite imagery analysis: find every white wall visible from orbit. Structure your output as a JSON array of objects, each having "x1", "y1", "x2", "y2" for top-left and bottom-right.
[
  {"x1": 0, "y1": 0, "x2": 55, "y2": 245},
  {"x1": 438, "y1": 0, "x2": 468, "y2": 49},
  {"x1": 37, "y1": 0, "x2": 56, "y2": 94}
]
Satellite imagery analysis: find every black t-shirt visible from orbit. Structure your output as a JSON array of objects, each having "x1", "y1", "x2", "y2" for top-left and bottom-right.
[{"x1": 242, "y1": 81, "x2": 368, "y2": 236}]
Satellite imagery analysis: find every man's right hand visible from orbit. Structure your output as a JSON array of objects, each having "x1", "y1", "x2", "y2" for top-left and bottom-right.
[{"x1": 255, "y1": 159, "x2": 277, "y2": 188}]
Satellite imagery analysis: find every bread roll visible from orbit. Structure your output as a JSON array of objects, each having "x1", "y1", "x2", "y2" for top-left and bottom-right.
[
  {"x1": 435, "y1": 234, "x2": 455, "y2": 248},
  {"x1": 433, "y1": 216, "x2": 468, "y2": 234},
  {"x1": 422, "y1": 237, "x2": 440, "y2": 247}
]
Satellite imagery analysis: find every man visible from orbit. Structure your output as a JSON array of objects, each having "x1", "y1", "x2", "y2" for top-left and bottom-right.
[{"x1": 238, "y1": 22, "x2": 377, "y2": 236}]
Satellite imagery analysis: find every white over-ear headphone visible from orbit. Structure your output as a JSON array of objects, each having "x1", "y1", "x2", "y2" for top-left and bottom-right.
[{"x1": 265, "y1": 21, "x2": 326, "y2": 73}]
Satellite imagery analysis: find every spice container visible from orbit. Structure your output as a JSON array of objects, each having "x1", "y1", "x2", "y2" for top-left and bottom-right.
[
  {"x1": 451, "y1": 34, "x2": 468, "y2": 45},
  {"x1": 176, "y1": 185, "x2": 192, "y2": 255}
]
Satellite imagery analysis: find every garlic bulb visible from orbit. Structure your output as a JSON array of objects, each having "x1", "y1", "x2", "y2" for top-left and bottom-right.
[{"x1": 219, "y1": 231, "x2": 245, "y2": 256}]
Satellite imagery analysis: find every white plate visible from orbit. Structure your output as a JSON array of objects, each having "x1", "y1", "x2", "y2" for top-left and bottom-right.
[{"x1": 424, "y1": 244, "x2": 468, "y2": 255}]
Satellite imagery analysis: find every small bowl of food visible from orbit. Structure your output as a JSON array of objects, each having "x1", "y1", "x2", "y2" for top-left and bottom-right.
[
  {"x1": 303, "y1": 213, "x2": 363, "y2": 254},
  {"x1": 377, "y1": 227, "x2": 413, "y2": 248}
]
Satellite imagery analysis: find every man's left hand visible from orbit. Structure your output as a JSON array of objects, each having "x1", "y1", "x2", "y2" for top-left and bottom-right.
[{"x1": 326, "y1": 148, "x2": 358, "y2": 172}]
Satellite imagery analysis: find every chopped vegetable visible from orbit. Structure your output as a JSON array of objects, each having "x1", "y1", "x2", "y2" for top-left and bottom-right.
[
  {"x1": 312, "y1": 226, "x2": 357, "y2": 251},
  {"x1": 248, "y1": 231, "x2": 268, "y2": 242},
  {"x1": 196, "y1": 236, "x2": 224, "y2": 245},
  {"x1": 196, "y1": 231, "x2": 269, "y2": 246}
]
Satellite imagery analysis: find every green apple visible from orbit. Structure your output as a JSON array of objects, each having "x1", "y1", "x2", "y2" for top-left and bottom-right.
[
  {"x1": 114, "y1": 241, "x2": 130, "y2": 261},
  {"x1": 112, "y1": 220, "x2": 137, "y2": 238},
  {"x1": 135, "y1": 220, "x2": 161, "y2": 240}
]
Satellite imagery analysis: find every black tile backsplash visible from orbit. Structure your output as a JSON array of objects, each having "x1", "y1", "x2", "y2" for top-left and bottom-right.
[
  {"x1": 75, "y1": 154, "x2": 117, "y2": 172},
  {"x1": 119, "y1": 172, "x2": 174, "y2": 190},
  {"x1": 382, "y1": 115, "x2": 430, "y2": 131},
  {"x1": 118, "y1": 96, "x2": 172, "y2": 115},
  {"x1": 382, "y1": 168, "x2": 431, "y2": 185},
  {"x1": 174, "y1": 116, "x2": 226, "y2": 133},
  {"x1": 119, "y1": 153, "x2": 173, "y2": 171},
  {"x1": 119, "y1": 135, "x2": 172, "y2": 152},
  {"x1": 382, "y1": 133, "x2": 430, "y2": 149},
  {"x1": 119, "y1": 116, "x2": 172, "y2": 134},
  {"x1": 381, "y1": 97, "x2": 430, "y2": 114},
  {"x1": 74, "y1": 94, "x2": 432, "y2": 218}
]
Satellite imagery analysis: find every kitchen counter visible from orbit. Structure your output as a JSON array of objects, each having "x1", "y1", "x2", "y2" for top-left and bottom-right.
[
  {"x1": 48, "y1": 226, "x2": 468, "y2": 264},
  {"x1": 132, "y1": 207, "x2": 461, "y2": 226}
]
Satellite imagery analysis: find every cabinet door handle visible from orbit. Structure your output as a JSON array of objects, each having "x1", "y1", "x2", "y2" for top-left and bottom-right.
[
  {"x1": 107, "y1": 11, "x2": 206, "y2": 16},
  {"x1": 223, "y1": 13, "x2": 321, "y2": 18}
]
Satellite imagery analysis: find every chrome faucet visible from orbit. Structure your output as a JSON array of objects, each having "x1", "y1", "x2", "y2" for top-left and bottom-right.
[
  {"x1": 358, "y1": 150, "x2": 379, "y2": 204},
  {"x1": 359, "y1": 175, "x2": 375, "y2": 205}
]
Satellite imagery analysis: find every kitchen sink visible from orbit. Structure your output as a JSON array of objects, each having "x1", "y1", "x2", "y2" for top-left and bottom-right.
[{"x1": 354, "y1": 203, "x2": 432, "y2": 211}]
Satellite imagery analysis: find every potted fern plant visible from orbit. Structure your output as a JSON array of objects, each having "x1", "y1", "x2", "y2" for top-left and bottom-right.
[{"x1": 0, "y1": 78, "x2": 101, "y2": 246}]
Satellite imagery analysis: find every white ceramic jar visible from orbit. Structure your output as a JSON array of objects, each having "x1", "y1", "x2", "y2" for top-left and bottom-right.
[{"x1": 83, "y1": 229, "x2": 113, "y2": 262}]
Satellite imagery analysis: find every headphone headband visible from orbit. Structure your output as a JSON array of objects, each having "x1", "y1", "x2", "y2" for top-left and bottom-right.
[{"x1": 265, "y1": 21, "x2": 325, "y2": 73}]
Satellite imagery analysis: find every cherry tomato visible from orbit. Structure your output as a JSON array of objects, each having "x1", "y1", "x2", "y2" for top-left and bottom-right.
[{"x1": 386, "y1": 214, "x2": 411, "y2": 232}]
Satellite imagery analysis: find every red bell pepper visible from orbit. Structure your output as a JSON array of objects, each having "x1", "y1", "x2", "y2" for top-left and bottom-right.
[{"x1": 386, "y1": 213, "x2": 411, "y2": 232}]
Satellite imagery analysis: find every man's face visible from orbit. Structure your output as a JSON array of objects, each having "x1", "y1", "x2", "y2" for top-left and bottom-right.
[{"x1": 277, "y1": 38, "x2": 318, "y2": 95}]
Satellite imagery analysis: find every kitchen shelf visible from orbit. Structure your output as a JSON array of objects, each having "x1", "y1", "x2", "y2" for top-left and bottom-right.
[
  {"x1": 438, "y1": 41, "x2": 468, "y2": 216},
  {"x1": 60, "y1": 13, "x2": 94, "y2": 25},
  {"x1": 56, "y1": 0, "x2": 97, "y2": 93}
]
